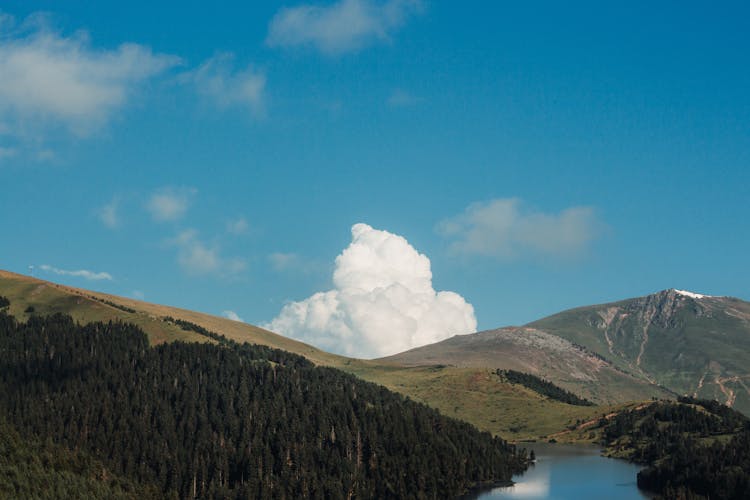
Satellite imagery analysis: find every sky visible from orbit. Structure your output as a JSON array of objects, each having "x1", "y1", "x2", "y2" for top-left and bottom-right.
[{"x1": 1, "y1": 1, "x2": 749, "y2": 358}]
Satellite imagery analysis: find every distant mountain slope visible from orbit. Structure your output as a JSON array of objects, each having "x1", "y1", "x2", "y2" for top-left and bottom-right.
[
  {"x1": 528, "y1": 289, "x2": 750, "y2": 415},
  {"x1": 382, "y1": 326, "x2": 671, "y2": 404},
  {"x1": 386, "y1": 288, "x2": 750, "y2": 415}
]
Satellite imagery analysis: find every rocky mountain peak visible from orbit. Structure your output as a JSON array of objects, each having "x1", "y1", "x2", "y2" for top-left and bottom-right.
[{"x1": 624, "y1": 289, "x2": 706, "y2": 329}]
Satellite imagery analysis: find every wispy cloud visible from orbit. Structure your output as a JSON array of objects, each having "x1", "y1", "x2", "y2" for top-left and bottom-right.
[
  {"x1": 266, "y1": 0, "x2": 423, "y2": 55},
  {"x1": 39, "y1": 264, "x2": 113, "y2": 281},
  {"x1": 0, "y1": 12, "x2": 179, "y2": 137},
  {"x1": 97, "y1": 197, "x2": 120, "y2": 228},
  {"x1": 226, "y1": 217, "x2": 249, "y2": 235},
  {"x1": 268, "y1": 252, "x2": 322, "y2": 274},
  {"x1": 222, "y1": 310, "x2": 244, "y2": 322},
  {"x1": 437, "y1": 198, "x2": 603, "y2": 259},
  {"x1": 146, "y1": 186, "x2": 196, "y2": 222},
  {"x1": 169, "y1": 229, "x2": 246, "y2": 277},
  {"x1": 387, "y1": 88, "x2": 421, "y2": 107},
  {"x1": 0, "y1": 146, "x2": 17, "y2": 161},
  {"x1": 184, "y1": 53, "x2": 265, "y2": 114}
]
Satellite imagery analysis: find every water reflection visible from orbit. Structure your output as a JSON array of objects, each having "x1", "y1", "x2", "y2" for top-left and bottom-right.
[{"x1": 476, "y1": 443, "x2": 649, "y2": 499}]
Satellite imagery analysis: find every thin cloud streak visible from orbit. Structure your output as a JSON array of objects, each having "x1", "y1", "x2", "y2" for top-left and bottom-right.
[{"x1": 39, "y1": 264, "x2": 113, "y2": 281}]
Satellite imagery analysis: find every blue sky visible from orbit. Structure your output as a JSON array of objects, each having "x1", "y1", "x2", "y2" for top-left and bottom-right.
[{"x1": 1, "y1": 2, "x2": 748, "y2": 357}]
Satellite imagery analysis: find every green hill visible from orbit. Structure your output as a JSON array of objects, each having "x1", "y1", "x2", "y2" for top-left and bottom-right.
[
  {"x1": 0, "y1": 309, "x2": 528, "y2": 498},
  {"x1": 0, "y1": 270, "x2": 608, "y2": 442}
]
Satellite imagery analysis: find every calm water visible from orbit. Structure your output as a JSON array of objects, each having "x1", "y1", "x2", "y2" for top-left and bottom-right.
[{"x1": 475, "y1": 443, "x2": 651, "y2": 499}]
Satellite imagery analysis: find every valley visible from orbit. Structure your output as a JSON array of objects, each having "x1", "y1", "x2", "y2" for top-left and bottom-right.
[
  {"x1": 3, "y1": 269, "x2": 750, "y2": 498},
  {"x1": 3, "y1": 270, "x2": 749, "y2": 443}
]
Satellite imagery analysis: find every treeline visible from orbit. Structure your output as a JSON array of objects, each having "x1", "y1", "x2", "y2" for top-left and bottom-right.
[
  {"x1": 90, "y1": 296, "x2": 137, "y2": 314},
  {"x1": 0, "y1": 310, "x2": 527, "y2": 498},
  {"x1": 496, "y1": 369, "x2": 594, "y2": 406},
  {"x1": 601, "y1": 397, "x2": 750, "y2": 499},
  {"x1": 162, "y1": 315, "x2": 232, "y2": 344}
]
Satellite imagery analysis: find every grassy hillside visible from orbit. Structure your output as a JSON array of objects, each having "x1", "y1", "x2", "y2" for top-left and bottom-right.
[
  {"x1": 383, "y1": 326, "x2": 672, "y2": 405},
  {"x1": 0, "y1": 270, "x2": 340, "y2": 364},
  {"x1": 343, "y1": 362, "x2": 627, "y2": 441},
  {"x1": 0, "y1": 270, "x2": 603, "y2": 441}
]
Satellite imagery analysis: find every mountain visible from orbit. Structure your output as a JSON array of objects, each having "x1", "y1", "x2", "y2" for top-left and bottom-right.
[
  {"x1": 528, "y1": 289, "x2": 750, "y2": 414},
  {"x1": 0, "y1": 270, "x2": 611, "y2": 441},
  {"x1": 386, "y1": 289, "x2": 750, "y2": 415}
]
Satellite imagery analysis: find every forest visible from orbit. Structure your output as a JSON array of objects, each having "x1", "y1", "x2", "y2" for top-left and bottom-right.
[
  {"x1": 495, "y1": 369, "x2": 593, "y2": 406},
  {"x1": 601, "y1": 397, "x2": 750, "y2": 499},
  {"x1": 0, "y1": 301, "x2": 527, "y2": 499}
]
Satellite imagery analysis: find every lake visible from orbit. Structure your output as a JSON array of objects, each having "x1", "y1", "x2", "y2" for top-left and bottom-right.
[{"x1": 473, "y1": 443, "x2": 651, "y2": 499}]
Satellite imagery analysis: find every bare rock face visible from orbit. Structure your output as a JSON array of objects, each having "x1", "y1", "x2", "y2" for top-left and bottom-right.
[{"x1": 623, "y1": 289, "x2": 709, "y2": 330}]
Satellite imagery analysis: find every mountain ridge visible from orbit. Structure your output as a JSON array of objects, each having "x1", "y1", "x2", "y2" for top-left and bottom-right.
[{"x1": 387, "y1": 288, "x2": 750, "y2": 415}]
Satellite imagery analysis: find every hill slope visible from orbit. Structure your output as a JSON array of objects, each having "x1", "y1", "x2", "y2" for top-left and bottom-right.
[
  {"x1": 0, "y1": 310, "x2": 528, "y2": 498},
  {"x1": 0, "y1": 270, "x2": 339, "y2": 365},
  {"x1": 383, "y1": 326, "x2": 671, "y2": 405},
  {"x1": 0, "y1": 270, "x2": 607, "y2": 441}
]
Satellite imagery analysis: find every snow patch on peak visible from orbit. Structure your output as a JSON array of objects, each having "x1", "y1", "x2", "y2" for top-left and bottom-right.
[{"x1": 674, "y1": 289, "x2": 712, "y2": 299}]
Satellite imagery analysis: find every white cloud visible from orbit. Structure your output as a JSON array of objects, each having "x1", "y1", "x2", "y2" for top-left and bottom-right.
[
  {"x1": 0, "y1": 13, "x2": 179, "y2": 136},
  {"x1": 186, "y1": 53, "x2": 265, "y2": 113},
  {"x1": 97, "y1": 197, "x2": 120, "y2": 228},
  {"x1": 39, "y1": 264, "x2": 113, "y2": 281},
  {"x1": 146, "y1": 186, "x2": 196, "y2": 222},
  {"x1": 226, "y1": 217, "x2": 249, "y2": 235},
  {"x1": 170, "y1": 229, "x2": 246, "y2": 277},
  {"x1": 437, "y1": 198, "x2": 601, "y2": 259},
  {"x1": 222, "y1": 310, "x2": 244, "y2": 322},
  {"x1": 267, "y1": 0, "x2": 422, "y2": 55},
  {"x1": 132, "y1": 290, "x2": 145, "y2": 300},
  {"x1": 265, "y1": 223, "x2": 476, "y2": 358}
]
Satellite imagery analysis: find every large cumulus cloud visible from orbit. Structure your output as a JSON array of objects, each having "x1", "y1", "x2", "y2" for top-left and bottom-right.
[{"x1": 265, "y1": 223, "x2": 476, "y2": 358}]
